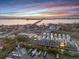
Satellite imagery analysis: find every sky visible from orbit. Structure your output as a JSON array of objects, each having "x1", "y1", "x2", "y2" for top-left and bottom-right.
[{"x1": 0, "y1": 0, "x2": 79, "y2": 17}]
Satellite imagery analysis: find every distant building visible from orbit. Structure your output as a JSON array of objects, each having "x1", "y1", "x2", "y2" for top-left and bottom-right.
[{"x1": 36, "y1": 31, "x2": 71, "y2": 47}]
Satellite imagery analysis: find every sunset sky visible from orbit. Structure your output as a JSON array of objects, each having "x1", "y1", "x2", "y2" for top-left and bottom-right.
[{"x1": 0, "y1": 0, "x2": 79, "y2": 17}]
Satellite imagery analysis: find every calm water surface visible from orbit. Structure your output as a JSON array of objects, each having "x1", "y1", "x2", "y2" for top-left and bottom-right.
[{"x1": 0, "y1": 19, "x2": 79, "y2": 25}]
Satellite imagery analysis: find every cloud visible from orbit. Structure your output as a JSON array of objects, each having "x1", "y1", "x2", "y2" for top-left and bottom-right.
[
  {"x1": 0, "y1": 5, "x2": 79, "y2": 14},
  {"x1": 0, "y1": 0, "x2": 79, "y2": 17}
]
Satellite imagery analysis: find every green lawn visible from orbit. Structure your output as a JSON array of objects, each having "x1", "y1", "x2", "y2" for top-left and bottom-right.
[
  {"x1": 71, "y1": 32, "x2": 79, "y2": 40},
  {"x1": 63, "y1": 55, "x2": 79, "y2": 59}
]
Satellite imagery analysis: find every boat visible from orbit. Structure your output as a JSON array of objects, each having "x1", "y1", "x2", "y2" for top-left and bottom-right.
[
  {"x1": 31, "y1": 49, "x2": 37, "y2": 57},
  {"x1": 56, "y1": 53, "x2": 60, "y2": 59},
  {"x1": 36, "y1": 51, "x2": 41, "y2": 57},
  {"x1": 43, "y1": 51, "x2": 47, "y2": 57},
  {"x1": 27, "y1": 49, "x2": 32, "y2": 54}
]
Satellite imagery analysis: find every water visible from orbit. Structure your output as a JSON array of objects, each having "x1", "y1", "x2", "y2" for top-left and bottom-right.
[{"x1": 0, "y1": 19, "x2": 79, "y2": 25}]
